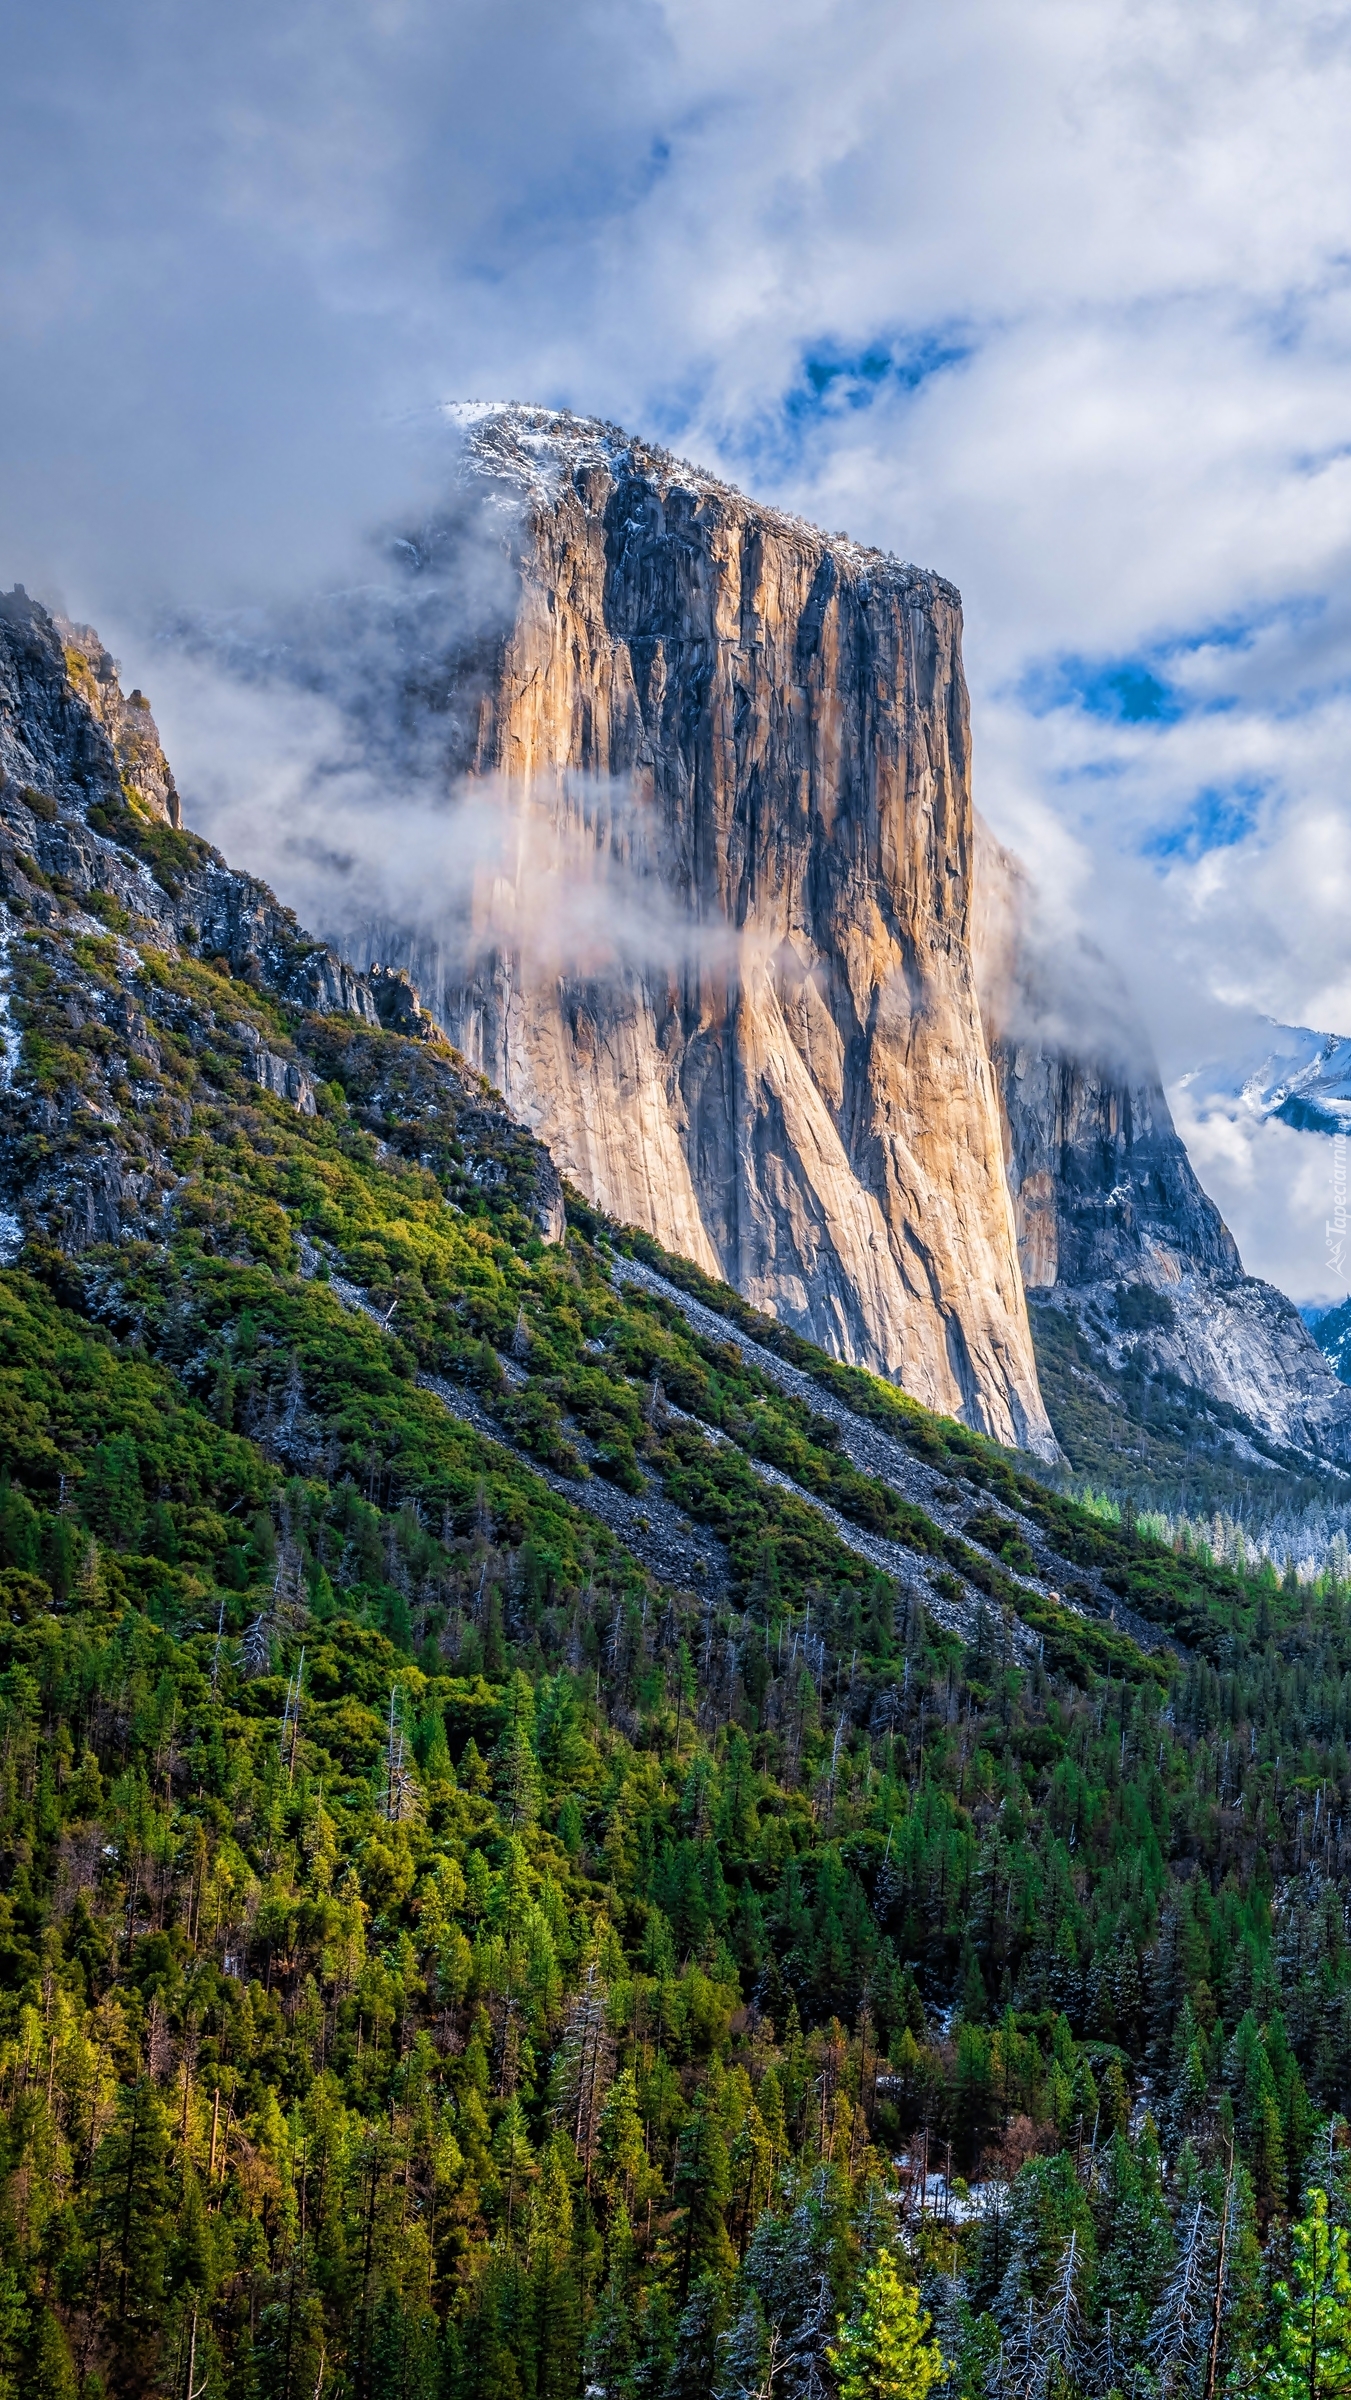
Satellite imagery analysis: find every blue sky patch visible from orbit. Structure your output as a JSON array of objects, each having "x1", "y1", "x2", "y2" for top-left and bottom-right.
[
  {"x1": 1142, "y1": 783, "x2": 1265, "y2": 862},
  {"x1": 1021, "y1": 651, "x2": 1186, "y2": 723},
  {"x1": 1018, "y1": 596, "x2": 1336, "y2": 729},
  {"x1": 786, "y1": 330, "x2": 973, "y2": 423},
  {"x1": 719, "y1": 326, "x2": 975, "y2": 484}
]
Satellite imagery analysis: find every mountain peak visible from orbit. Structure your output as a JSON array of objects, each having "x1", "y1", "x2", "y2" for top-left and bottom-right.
[{"x1": 440, "y1": 398, "x2": 949, "y2": 594}]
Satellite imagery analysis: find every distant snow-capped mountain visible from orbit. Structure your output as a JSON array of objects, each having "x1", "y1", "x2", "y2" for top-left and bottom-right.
[{"x1": 1180, "y1": 1019, "x2": 1351, "y2": 1138}]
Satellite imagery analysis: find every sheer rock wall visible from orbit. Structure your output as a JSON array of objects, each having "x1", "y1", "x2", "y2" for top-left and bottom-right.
[{"x1": 425, "y1": 410, "x2": 1054, "y2": 1454}]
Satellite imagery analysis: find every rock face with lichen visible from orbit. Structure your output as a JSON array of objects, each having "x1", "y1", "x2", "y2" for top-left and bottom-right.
[{"x1": 357, "y1": 406, "x2": 1054, "y2": 1453}]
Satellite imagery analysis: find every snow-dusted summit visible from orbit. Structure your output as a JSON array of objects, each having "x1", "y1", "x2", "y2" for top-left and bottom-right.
[{"x1": 1181, "y1": 1021, "x2": 1351, "y2": 1140}]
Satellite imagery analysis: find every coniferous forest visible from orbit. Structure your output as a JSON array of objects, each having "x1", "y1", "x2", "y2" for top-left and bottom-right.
[{"x1": 8, "y1": 746, "x2": 1351, "y2": 2397}]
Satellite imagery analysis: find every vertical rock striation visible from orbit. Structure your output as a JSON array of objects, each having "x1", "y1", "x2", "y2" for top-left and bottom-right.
[{"x1": 403, "y1": 408, "x2": 1054, "y2": 1454}]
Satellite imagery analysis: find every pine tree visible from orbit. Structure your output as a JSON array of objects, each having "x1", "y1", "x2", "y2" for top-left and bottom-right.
[
  {"x1": 597, "y1": 2066, "x2": 647, "y2": 2218},
  {"x1": 89, "y1": 2078, "x2": 173, "y2": 2388},
  {"x1": 0, "y1": 2266, "x2": 27, "y2": 2400},
  {"x1": 1317, "y1": 2120, "x2": 1351, "y2": 2232},
  {"x1": 24, "y1": 2312, "x2": 76, "y2": 2400},
  {"x1": 630, "y1": 2284, "x2": 677, "y2": 2400},
  {"x1": 492, "y1": 2096, "x2": 536, "y2": 2234},
  {"x1": 716, "y1": 2291, "x2": 772, "y2": 2400},
  {"x1": 828, "y1": 2249, "x2": 945, "y2": 2400},
  {"x1": 1147, "y1": 1906, "x2": 1183, "y2": 2067},
  {"x1": 667, "y1": 2273, "x2": 725, "y2": 2400},
  {"x1": 555, "y1": 1960, "x2": 614, "y2": 2190},
  {"x1": 1215, "y1": 2162, "x2": 1265, "y2": 2400},
  {"x1": 82, "y1": 1432, "x2": 144, "y2": 1548},
  {"x1": 1114, "y1": 1937, "x2": 1144, "y2": 2050},
  {"x1": 1100, "y1": 2054, "x2": 1131, "y2": 2140},
  {"x1": 1144, "y1": 2195, "x2": 1215, "y2": 2396},
  {"x1": 257, "y1": 2281, "x2": 328, "y2": 2400},
  {"x1": 741, "y1": 2176, "x2": 846, "y2": 2400},
  {"x1": 924, "y1": 2269, "x2": 994, "y2": 2400},
  {"x1": 1096, "y1": 2126, "x2": 1173, "y2": 2344},
  {"x1": 494, "y1": 1670, "x2": 542, "y2": 1834},
  {"x1": 1258, "y1": 2188, "x2": 1351, "y2": 2398},
  {"x1": 673, "y1": 2099, "x2": 735, "y2": 2295},
  {"x1": 953, "y1": 2022, "x2": 996, "y2": 2162},
  {"x1": 587, "y1": 2202, "x2": 637, "y2": 2396},
  {"x1": 370, "y1": 2291, "x2": 441, "y2": 2400},
  {"x1": 529, "y1": 2138, "x2": 581, "y2": 2400},
  {"x1": 1027, "y1": 2229, "x2": 1091, "y2": 2400},
  {"x1": 1167, "y1": 1998, "x2": 1211, "y2": 2147}
]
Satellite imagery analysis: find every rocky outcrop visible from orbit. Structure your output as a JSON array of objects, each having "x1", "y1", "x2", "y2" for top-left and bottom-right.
[
  {"x1": 976, "y1": 824, "x2": 1351, "y2": 1466},
  {"x1": 996, "y1": 1040, "x2": 1241, "y2": 1295},
  {"x1": 367, "y1": 962, "x2": 444, "y2": 1043},
  {"x1": 242, "y1": 1031, "x2": 318, "y2": 1114},
  {"x1": 57, "y1": 613, "x2": 183, "y2": 828},
  {"x1": 260, "y1": 406, "x2": 1053, "y2": 1454},
  {"x1": 0, "y1": 585, "x2": 367, "y2": 1009},
  {"x1": 0, "y1": 588, "x2": 182, "y2": 830}
]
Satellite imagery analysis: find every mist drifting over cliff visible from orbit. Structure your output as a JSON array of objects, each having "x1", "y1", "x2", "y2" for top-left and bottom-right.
[
  {"x1": 157, "y1": 404, "x2": 1054, "y2": 1450},
  {"x1": 152, "y1": 431, "x2": 742, "y2": 999}
]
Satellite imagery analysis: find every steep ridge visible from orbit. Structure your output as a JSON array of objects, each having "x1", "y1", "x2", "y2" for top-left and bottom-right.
[
  {"x1": 0, "y1": 585, "x2": 565, "y2": 1259},
  {"x1": 1312, "y1": 1297, "x2": 1351, "y2": 1384},
  {"x1": 608, "y1": 1248, "x2": 1171, "y2": 1656},
  {"x1": 975, "y1": 822, "x2": 1351, "y2": 1479},
  {"x1": 180, "y1": 405, "x2": 1055, "y2": 1457}
]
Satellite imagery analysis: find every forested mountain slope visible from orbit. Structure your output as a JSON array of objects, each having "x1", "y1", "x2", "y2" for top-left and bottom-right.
[{"x1": 5, "y1": 590, "x2": 1351, "y2": 2397}]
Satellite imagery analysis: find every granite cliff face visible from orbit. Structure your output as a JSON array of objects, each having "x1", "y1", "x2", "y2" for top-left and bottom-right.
[
  {"x1": 976, "y1": 827, "x2": 1351, "y2": 1467},
  {"x1": 310, "y1": 407, "x2": 1054, "y2": 1455}
]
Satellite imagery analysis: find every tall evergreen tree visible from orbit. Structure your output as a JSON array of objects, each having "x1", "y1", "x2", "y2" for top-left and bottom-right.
[
  {"x1": 828, "y1": 2250, "x2": 944, "y2": 2400},
  {"x1": 1259, "y1": 2188, "x2": 1351, "y2": 2399}
]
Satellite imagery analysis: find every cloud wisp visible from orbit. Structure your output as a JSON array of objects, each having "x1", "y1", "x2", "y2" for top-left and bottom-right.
[{"x1": 157, "y1": 635, "x2": 742, "y2": 1022}]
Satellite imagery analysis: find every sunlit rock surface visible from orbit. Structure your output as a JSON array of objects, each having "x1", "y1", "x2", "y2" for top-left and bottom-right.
[{"x1": 420, "y1": 408, "x2": 1054, "y2": 1455}]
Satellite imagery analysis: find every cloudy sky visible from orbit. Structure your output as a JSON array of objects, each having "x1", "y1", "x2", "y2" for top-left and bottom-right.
[{"x1": 4, "y1": 0, "x2": 1351, "y2": 1295}]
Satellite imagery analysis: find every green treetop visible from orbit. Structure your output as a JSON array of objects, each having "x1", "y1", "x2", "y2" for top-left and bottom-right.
[
  {"x1": 1260, "y1": 2188, "x2": 1351, "y2": 2400},
  {"x1": 828, "y1": 2248, "x2": 946, "y2": 2400}
]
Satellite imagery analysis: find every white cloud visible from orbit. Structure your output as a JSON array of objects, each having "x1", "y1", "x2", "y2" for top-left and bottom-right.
[
  {"x1": 5, "y1": 0, "x2": 1351, "y2": 1291},
  {"x1": 1171, "y1": 1083, "x2": 1350, "y2": 1306}
]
